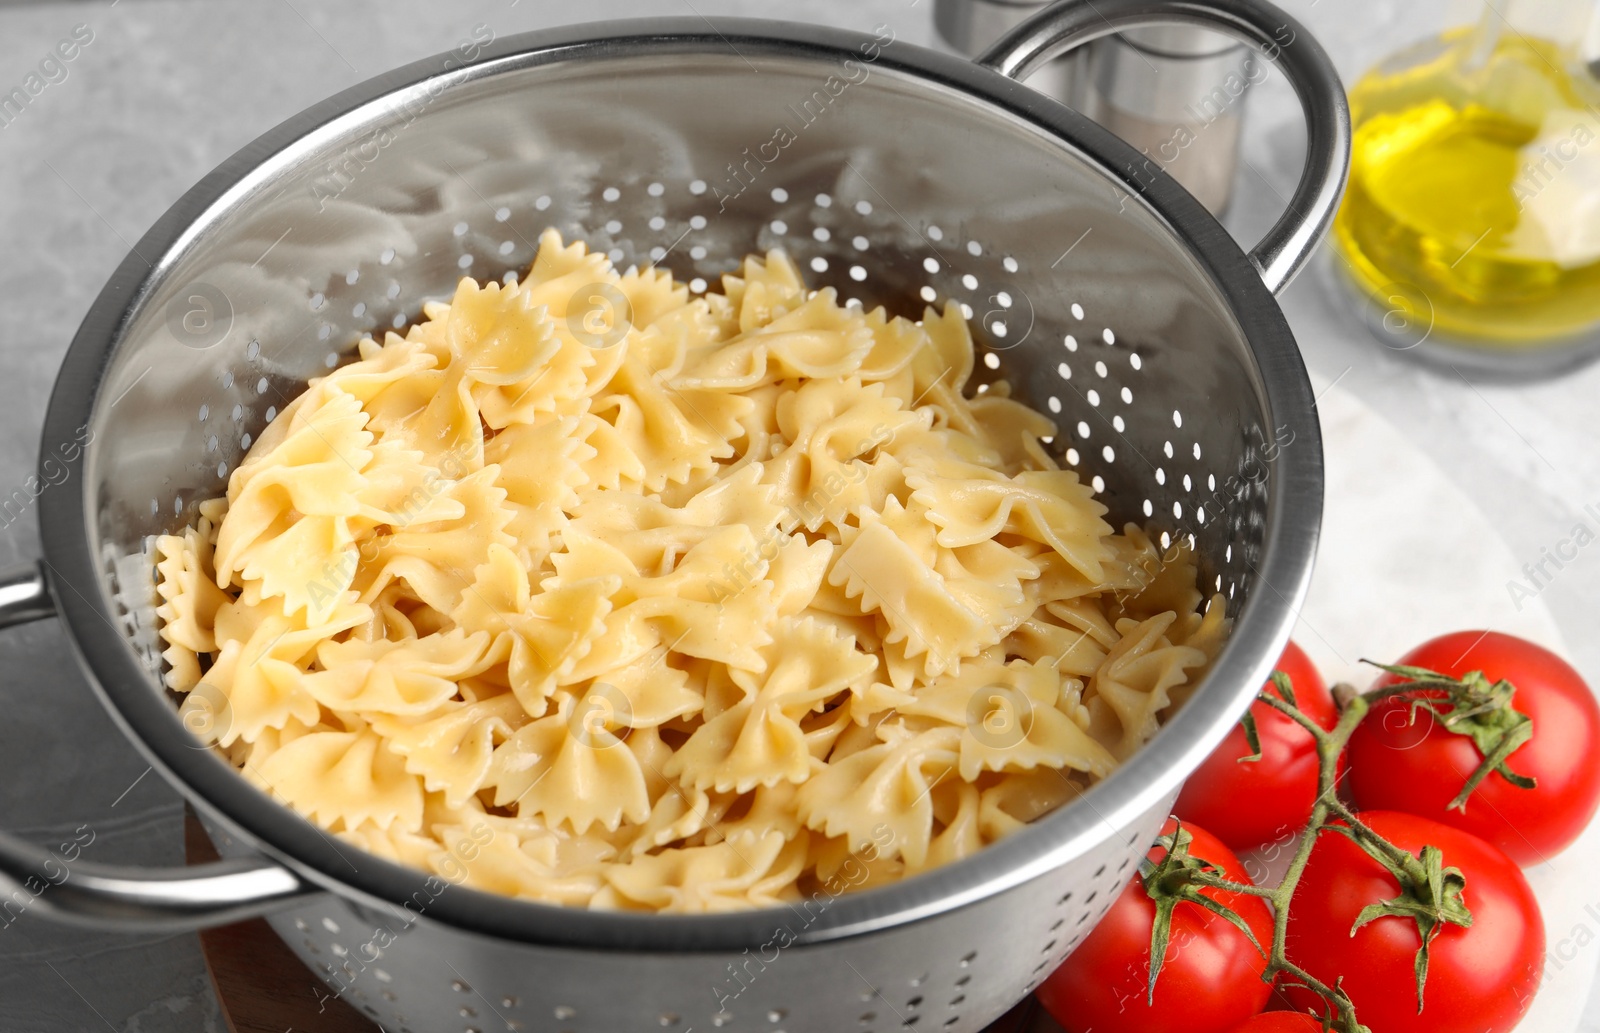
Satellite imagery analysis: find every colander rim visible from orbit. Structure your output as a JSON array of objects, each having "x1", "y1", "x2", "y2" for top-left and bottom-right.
[{"x1": 38, "y1": 15, "x2": 1322, "y2": 950}]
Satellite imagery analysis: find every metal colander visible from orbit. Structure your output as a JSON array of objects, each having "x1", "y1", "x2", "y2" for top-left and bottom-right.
[{"x1": 0, "y1": 2, "x2": 1345, "y2": 1030}]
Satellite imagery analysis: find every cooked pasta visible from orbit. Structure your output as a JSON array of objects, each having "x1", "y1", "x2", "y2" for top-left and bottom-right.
[{"x1": 155, "y1": 230, "x2": 1225, "y2": 912}]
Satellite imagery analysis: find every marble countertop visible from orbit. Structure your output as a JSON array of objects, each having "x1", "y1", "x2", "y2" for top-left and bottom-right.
[{"x1": 1, "y1": 0, "x2": 1596, "y2": 1030}]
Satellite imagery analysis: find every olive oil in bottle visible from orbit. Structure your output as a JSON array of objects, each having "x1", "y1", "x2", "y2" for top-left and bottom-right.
[{"x1": 1333, "y1": 1, "x2": 1600, "y2": 362}]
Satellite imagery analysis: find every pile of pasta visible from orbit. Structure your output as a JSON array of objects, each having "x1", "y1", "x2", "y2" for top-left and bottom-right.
[{"x1": 155, "y1": 229, "x2": 1226, "y2": 912}]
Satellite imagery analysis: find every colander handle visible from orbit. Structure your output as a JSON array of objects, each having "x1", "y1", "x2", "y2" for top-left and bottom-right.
[
  {"x1": 976, "y1": 0, "x2": 1350, "y2": 295},
  {"x1": 0, "y1": 561, "x2": 320, "y2": 931}
]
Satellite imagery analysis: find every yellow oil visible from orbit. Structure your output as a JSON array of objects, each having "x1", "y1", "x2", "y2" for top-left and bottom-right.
[{"x1": 1333, "y1": 30, "x2": 1600, "y2": 345}]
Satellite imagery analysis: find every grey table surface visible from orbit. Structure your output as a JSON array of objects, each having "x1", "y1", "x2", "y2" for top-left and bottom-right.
[{"x1": 0, "y1": 0, "x2": 1596, "y2": 1030}]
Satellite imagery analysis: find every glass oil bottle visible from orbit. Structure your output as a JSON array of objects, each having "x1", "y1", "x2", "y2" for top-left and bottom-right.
[{"x1": 1332, "y1": 0, "x2": 1600, "y2": 373}]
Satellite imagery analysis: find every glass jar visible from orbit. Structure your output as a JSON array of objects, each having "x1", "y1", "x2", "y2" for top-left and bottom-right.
[{"x1": 1333, "y1": 0, "x2": 1600, "y2": 374}]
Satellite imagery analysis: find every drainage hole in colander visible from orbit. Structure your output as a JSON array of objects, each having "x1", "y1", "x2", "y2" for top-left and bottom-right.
[
  {"x1": 860, "y1": 1012, "x2": 876, "y2": 1024},
  {"x1": 949, "y1": 995, "x2": 966, "y2": 1008},
  {"x1": 944, "y1": 1019, "x2": 960, "y2": 1028},
  {"x1": 1040, "y1": 940, "x2": 1058, "y2": 955},
  {"x1": 459, "y1": 1004, "x2": 476, "y2": 1017},
  {"x1": 659, "y1": 1013, "x2": 681, "y2": 1027},
  {"x1": 907, "y1": 996, "x2": 924, "y2": 1008},
  {"x1": 712, "y1": 1012, "x2": 733, "y2": 1027},
  {"x1": 553, "y1": 1005, "x2": 577, "y2": 1019}
]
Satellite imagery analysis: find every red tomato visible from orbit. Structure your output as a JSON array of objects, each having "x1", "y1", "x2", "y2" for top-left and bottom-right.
[
  {"x1": 1284, "y1": 811, "x2": 1544, "y2": 1033},
  {"x1": 1175, "y1": 641, "x2": 1339, "y2": 851},
  {"x1": 1231, "y1": 1015, "x2": 1324, "y2": 1032},
  {"x1": 1038, "y1": 819, "x2": 1274, "y2": 1033},
  {"x1": 1348, "y1": 631, "x2": 1600, "y2": 866}
]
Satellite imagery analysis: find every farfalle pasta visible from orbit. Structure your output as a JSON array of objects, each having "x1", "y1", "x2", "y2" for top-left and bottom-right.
[{"x1": 155, "y1": 229, "x2": 1226, "y2": 912}]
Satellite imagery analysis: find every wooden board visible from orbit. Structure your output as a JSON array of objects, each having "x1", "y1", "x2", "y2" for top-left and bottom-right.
[
  {"x1": 186, "y1": 810, "x2": 378, "y2": 1033},
  {"x1": 185, "y1": 809, "x2": 1061, "y2": 1033}
]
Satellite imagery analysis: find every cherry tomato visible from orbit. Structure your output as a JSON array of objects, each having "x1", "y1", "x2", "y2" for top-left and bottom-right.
[
  {"x1": 1284, "y1": 810, "x2": 1543, "y2": 1033},
  {"x1": 1175, "y1": 641, "x2": 1339, "y2": 851},
  {"x1": 1038, "y1": 819, "x2": 1275, "y2": 1033},
  {"x1": 1231, "y1": 1015, "x2": 1324, "y2": 1032},
  {"x1": 1348, "y1": 631, "x2": 1600, "y2": 866}
]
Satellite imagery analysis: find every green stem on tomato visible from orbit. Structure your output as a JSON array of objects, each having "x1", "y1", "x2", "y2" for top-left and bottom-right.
[
  {"x1": 1165, "y1": 690, "x2": 1374, "y2": 1032},
  {"x1": 1170, "y1": 678, "x2": 1490, "y2": 1033},
  {"x1": 1171, "y1": 663, "x2": 1496, "y2": 1032}
]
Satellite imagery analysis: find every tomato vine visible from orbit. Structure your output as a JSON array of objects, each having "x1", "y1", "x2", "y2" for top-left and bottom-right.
[{"x1": 1142, "y1": 661, "x2": 1538, "y2": 1033}]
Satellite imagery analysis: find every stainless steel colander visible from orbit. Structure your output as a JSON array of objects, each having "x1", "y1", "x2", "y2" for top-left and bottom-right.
[{"x1": 0, "y1": 2, "x2": 1344, "y2": 1030}]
